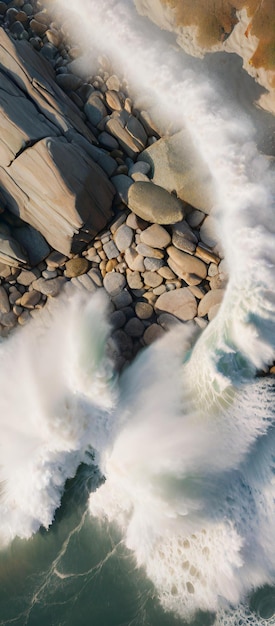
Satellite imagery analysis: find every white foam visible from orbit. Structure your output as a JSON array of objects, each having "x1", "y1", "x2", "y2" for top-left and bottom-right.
[{"x1": 0, "y1": 290, "x2": 116, "y2": 545}]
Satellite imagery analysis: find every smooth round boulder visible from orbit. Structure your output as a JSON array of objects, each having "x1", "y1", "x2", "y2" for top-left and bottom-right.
[
  {"x1": 127, "y1": 182, "x2": 185, "y2": 224},
  {"x1": 103, "y1": 271, "x2": 126, "y2": 296},
  {"x1": 155, "y1": 288, "x2": 197, "y2": 321},
  {"x1": 65, "y1": 258, "x2": 89, "y2": 278}
]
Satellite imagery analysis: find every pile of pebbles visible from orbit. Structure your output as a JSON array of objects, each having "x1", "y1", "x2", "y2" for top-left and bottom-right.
[
  {"x1": 0, "y1": 205, "x2": 228, "y2": 370},
  {"x1": 0, "y1": 0, "x2": 230, "y2": 371}
]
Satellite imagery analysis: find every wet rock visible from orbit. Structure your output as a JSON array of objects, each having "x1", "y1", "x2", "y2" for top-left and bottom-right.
[
  {"x1": 105, "y1": 90, "x2": 122, "y2": 111},
  {"x1": 157, "y1": 312, "x2": 182, "y2": 330},
  {"x1": 106, "y1": 74, "x2": 120, "y2": 91},
  {"x1": 0, "y1": 311, "x2": 17, "y2": 327},
  {"x1": 55, "y1": 73, "x2": 83, "y2": 91},
  {"x1": 110, "y1": 309, "x2": 126, "y2": 329},
  {"x1": 195, "y1": 244, "x2": 220, "y2": 264},
  {"x1": 199, "y1": 215, "x2": 218, "y2": 248},
  {"x1": 112, "y1": 289, "x2": 133, "y2": 309}
]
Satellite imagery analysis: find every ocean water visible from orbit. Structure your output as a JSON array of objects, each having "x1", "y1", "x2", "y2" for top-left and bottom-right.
[{"x1": 1, "y1": 1, "x2": 275, "y2": 625}]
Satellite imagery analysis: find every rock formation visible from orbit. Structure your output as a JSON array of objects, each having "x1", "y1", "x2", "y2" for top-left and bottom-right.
[
  {"x1": 0, "y1": 28, "x2": 115, "y2": 257},
  {"x1": 135, "y1": 0, "x2": 275, "y2": 115}
]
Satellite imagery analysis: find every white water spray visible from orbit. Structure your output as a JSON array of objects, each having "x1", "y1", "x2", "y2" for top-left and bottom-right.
[{"x1": 1, "y1": 1, "x2": 275, "y2": 624}]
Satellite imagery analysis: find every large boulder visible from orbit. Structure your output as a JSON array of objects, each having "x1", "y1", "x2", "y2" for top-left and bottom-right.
[
  {"x1": 139, "y1": 130, "x2": 216, "y2": 213},
  {"x1": 0, "y1": 29, "x2": 115, "y2": 257},
  {"x1": 127, "y1": 181, "x2": 185, "y2": 224}
]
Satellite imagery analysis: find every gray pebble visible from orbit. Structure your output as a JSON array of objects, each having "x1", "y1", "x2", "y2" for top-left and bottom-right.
[
  {"x1": 144, "y1": 257, "x2": 164, "y2": 271},
  {"x1": 126, "y1": 270, "x2": 143, "y2": 290},
  {"x1": 124, "y1": 317, "x2": 144, "y2": 338},
  {"x1": 103, "y1": 271, "x2": 126, "y2": 296},
  {"x1": 110, "y1": 310, "x2": 126, "y2": 329},
  {"x1": 135, "y1": 301, "x2": 153, "y2": 320},
  {"x1": 112, "y1": 289, "x2": 133, "y2": 309},
  {"x1": 114, "y1": 224, "x2": 133, "y2": 252},
  {"x1": 103, "y1": 240, "x2": 119, "y2": 260},
  {"x1": 143, "y1": 324, "x2": 165, "y2": 345},
  {"x1": 87, "y1": 268, "x2": 103, "y2": 287}
]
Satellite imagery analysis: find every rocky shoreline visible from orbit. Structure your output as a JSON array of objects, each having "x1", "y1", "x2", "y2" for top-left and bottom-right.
[{"x1": 0, "y1": 0, "x2": 264, "y2": 373}]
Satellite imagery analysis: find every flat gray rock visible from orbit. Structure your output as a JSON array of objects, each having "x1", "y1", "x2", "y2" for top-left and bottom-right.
[{"x1": 128, "y1": 182, "x2": 185, "y2": 224}]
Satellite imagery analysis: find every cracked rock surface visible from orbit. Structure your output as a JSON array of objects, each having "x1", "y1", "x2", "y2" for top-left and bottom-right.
[{"x1": 0, "y1": 28, "x2": 114, "y2": 256}]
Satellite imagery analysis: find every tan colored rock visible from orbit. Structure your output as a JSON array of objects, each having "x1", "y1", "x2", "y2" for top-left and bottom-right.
[
  {"x1": 155, "y1": 287, "x2": 197, "y2": 321},
  {"x1": 0, "y1": 286, "x2": 10, "y2": 313},
  {"x1": 167, "y1": 257, "x2": 203, "y2": 286},
  {"x1": 198, "y1": 288, "x2": 225, "y2": 318},
  {"x1": 128, "y1": 182, "x2": 185, "y2": 224},
  {"x1": 140, "y1": 224, "x2": 171, "y2": 249},
  {"x1": 105, "y1": 90, "x2": 122, "y2": 111},
  {"x1": 139, "y1": 130, "x2": 216, "y2": 213},
  {"x1": 0, "y1": 29, "x2": 114, "y2": 256},
  {"x1": 20, "y1": 290, "x2": 41, "y2": 309},
  {"x1": 143, "y1": 323, "x2": 166, "y2": 344},
  {"x1": 142, "y1": 271, "x2": 163, "y2": 288},
  {"x1": 167, "y1": 246, "x2": 207, "y2": 279},
  {"x1": 65, "y1": 258, "x2": 89, "y2": 278}
]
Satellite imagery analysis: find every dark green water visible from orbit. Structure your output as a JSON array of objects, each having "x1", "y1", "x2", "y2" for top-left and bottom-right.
[
  {"x1": 1, "y1": 464, "x2": 274, "y2": 626},
  {"x1": 0, "y1": 466, "x2": 212, "y2": 626}
]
